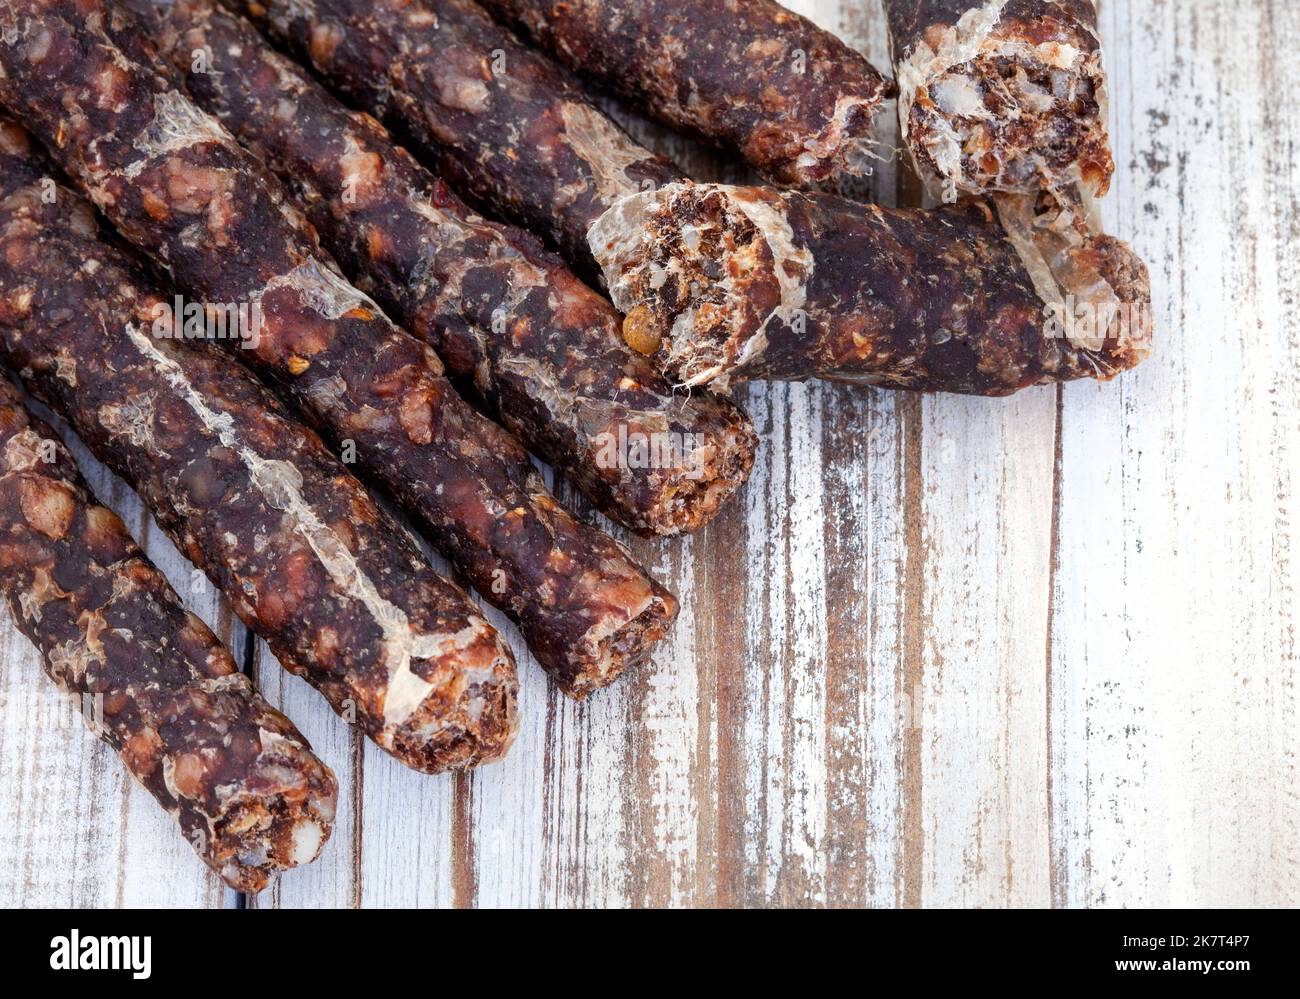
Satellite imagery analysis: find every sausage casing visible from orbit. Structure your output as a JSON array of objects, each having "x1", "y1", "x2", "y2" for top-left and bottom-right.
[
  {"x1": 479, "y1": 0, "x2": 894, "y2": 190},
  {"x1": 0, "y1": 0, "x2": 678, "y2": 697},
  {"x1": 0, "y1": 370, "x2": 337, "y2": 893},
  {"x1": 591, "y1": 181, "x2": 1152, "y2": 394},
  {"x1": 0, "y1": 121, "x2": 519, "y2": 772},
  {"x1": 142, "y1": 0, "x2": 756, "y2": 538}
]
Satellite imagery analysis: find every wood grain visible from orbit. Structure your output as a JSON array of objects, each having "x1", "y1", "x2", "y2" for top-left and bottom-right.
[{"x1": 1, "y1": 0, "x2": 1296, "y2": 909}]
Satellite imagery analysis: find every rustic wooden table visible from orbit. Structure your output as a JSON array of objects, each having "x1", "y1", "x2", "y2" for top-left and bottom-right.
[{"x1": 1, "y1": 0, "x2": 1296, "y2": 908}]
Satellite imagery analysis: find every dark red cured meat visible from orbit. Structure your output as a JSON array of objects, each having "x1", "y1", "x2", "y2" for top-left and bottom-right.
[
  {"x1": 0, "y1": 370, "x2": 337, "y2": 893},
  {"x1": 591, "y1": 181, "x2": 1152, "y2": 394},
  {"x1": 139, "y1": 0, "x2": 756, "y2": 538},
  {"x1": 0, "y1": 120, "x2": 519, "y2": 772},
  {"x1": 0, "y1": 0, "x2": 678, "y2": 698},
  {"x1": 478, "y1": 0, "x2": 895, "y2": 190},
  {"x1": 224, "y1": 0, "x2": 683, "y2": 283},
  {"x1": 884, "y1": 0, "x2": 1113, "y2": 203}
]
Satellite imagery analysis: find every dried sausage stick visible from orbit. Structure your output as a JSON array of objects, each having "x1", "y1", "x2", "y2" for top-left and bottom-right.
[
  {"x1": 0, "y1": 131, "x2": 519, "y2": 770},
  {"x1": 0, "y1": 123, "x2": 519, "y2": 772},
  {"x1": 591, "y1": 181, "x2": 1152, "y2": 394},
  {"x1": 883, "y1": 0, "x2": 1114, "y2": 204},
  {"x1": 225, "y1": 0, "x2": 683, "y2": 283},
  {"x1": 477, "y1": 0, "x2": 894, "y2": 191},
  {"x1": 0, "y1": 370, "x2": 337, "y2": 893},
  {"x1": 233, "y1": 0, "x2": 1139, "y2": 398},
  {"x1": 141, "y1": 0, "x2": 756, "y2": 538},
  {"x1": 0, "y1": 0, "x2": 678, "y2": 698}
]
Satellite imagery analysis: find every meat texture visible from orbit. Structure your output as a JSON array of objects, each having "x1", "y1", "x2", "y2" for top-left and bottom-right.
[
  {"x1": 0, "y1": 118, "x2": 519, "y2": 772},
  {"x1": 591, "y1": 181, "x2": 1152, "y2": 394},
  {"x1": 0, "y1": 0, "x2": 677, "y2": 698},
  {"x1": 884, "y1": 0, "x2": 1114, "y2": 203},
  {"x1": 478, "y1": 0, "x2": 894, "y2": 190},
  {"x1": 225, "y1": 0, "x2": 682, "y2": 282},
  {"x1": 0, "y1": 370, "x2": 337, "y2": 893},
  {"x1": 140, "y1": 0, "x2": 755, "y2": 538}
]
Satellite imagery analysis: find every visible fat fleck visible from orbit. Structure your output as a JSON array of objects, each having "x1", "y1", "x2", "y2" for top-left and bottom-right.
[
  {"x1": 265, "y1": 256, "x2": 380, "y2": 319},
  {"x1": 559, "y1": 101, "x2": 648, "y2": 207},
  {"x1": 99, "y1": 392, "x2": 164, "y2": 455},
  {"x1": 46, "y1": 632, "x2": 100, "y2": 688},
  {"x1": 17, "y1": 565, "x2": 69, "y2": 624},
  {"x1": 2, "y1": 428, "x2": 53, "y2": 473},
  {"x1": 54, "y1": 353, "x2": 77, "y2": 386},
  {"x1": 289, "y1": 819, "x2": 324, "y2": 864},
  {"x1": 431, "y1": 61, "x2": 491, "y2": 113},
  {"x1": 931, "y1": 75, "x2": 992, "y2": 119},
  {"x1": 125, "y1": 91, "x2": 233, "y2": 179},
  {"x1": 407, "y1": 187, "x2": 471, "y2": 236}
]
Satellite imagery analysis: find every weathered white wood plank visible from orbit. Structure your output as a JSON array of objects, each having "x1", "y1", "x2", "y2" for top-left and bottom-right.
[
  {"x1": 1050, "y1": 0, "x2": 1300, "y2": 909},
  {"x1": 820, "y1": 386, "x2": 909, "y2": 908},
  {"x1": 916, "y1": 387, "x2": 1055, "y2": 907},
  {"x1": 740, "y1": 380, "x2": 832, "y2": 905},
  {"x1": 460, "y1": 647, "x2": 551, "y2": 908}
]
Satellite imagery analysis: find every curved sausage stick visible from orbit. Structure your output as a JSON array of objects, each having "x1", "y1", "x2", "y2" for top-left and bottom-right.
[
  {"x1": 478, "y1": 0, "x2": 894, "y2": 190},
  {"x1": 0, "y1": 0, "x2": 677, "y2": 698},
  {"x1": 0, "y1": 122, "x2": 519, "y2": 772},
  {"x1": 884, "y1": 0, "x2": 1114, "y2": 204},
  {"x1": 591, "y1": 181, "x2": 1152, "y2": 395},
  {"x1": 140, "y1": 0, "x2": 756, "y2": 538},
  {"x1": 0, "y1": 373, "x2": 337, "y2": 893}
]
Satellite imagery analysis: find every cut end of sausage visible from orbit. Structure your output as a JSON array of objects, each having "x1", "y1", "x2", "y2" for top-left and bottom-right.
[
  {"x1": 1065, "y1": 231, "x2": 1154, "y2": 378},
  {"x1": 202, "y1": 700, "x2": 339, "y2": 893},
  {"x1": 383, "y1": 624, "x2": 521, "y2": 774},
  {"x1": 559, "y1": 586, "x2": 680, "y2": 700},
  {"x1": 991, "y1": 189, "x2": 1154, "y2": 385},
  {"x1": 213, "y1": 775, "x2": 338, "y2": 893},
  {"x1": 594, "y1": 182, "x2": 809, "y2": 392},
  {"x1": 897, "y1": 6, "x2": 1114, "y2": 203},
  {"x1": 632, "y1": 402, "x2": 759, "y2": 538}
]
